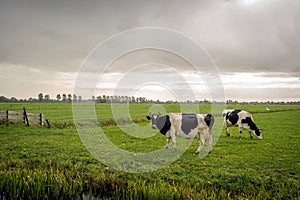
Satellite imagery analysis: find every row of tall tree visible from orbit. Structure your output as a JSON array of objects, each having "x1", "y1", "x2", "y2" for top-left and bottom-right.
[
  {"x1": 37, "y1": 93, "x2": 81, "y2": 102},
  {"x1": 0, "y1": 93, "x2": 157, "y2": 103},
  {"x1": 0, "y1": 93, "x2": 77, "y2": 103}
]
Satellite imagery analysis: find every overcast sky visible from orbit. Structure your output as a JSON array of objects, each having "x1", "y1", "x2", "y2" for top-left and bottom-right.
[{"x1": 0, "y1": 0, "x2": 299, "y2": 102}]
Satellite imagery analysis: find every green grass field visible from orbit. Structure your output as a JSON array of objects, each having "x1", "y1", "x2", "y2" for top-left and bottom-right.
[{"x1": 0, "y1": 103, "x2": 299, "y2": 199}]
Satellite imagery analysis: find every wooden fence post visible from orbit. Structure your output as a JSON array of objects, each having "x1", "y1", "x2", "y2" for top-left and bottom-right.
[
  {"x1": 39, "y1": 113, "x2": 44, "y2": 126},
  {"x1": 46, "y1": 119, "x2": 51, "y2": 128},
  {"x1": 23, "y1": 107, "x2": 29, "y2": 126},
  {"x1": 1, "y1": 108, "x2": 45, "y2": 127},
  {"x1": 6, "y1": 110, "x2": 9, "y2": 125}
]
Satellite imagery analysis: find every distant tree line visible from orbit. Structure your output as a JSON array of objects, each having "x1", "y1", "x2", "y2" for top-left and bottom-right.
[
  {"x1": 0, "y1": 93, "x2": 299, "y2": 105},
  {"x1": 225, "y1": 99, "x2": 300, "y2": 105},
  {"x1": 0, "y1": 93, "x2": 80, "y2": 103},
  {"x1": 0, "y1": 93, "x2": 158, "y2": 104},
  {"x1": 0, "y1": 93, "x2": 76, "y2": 103}
]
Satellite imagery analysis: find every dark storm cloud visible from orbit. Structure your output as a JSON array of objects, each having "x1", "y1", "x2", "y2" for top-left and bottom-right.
[
  {"x1": 197, "y1": 0, "x2": 300, "y2": 74},
  {"x1": 0, "y1": 0, "x2": 145, "y2": 71},
  {"x1": 0, "y1": 0, "x2": 299, "y2": 100},
  {"x1": 0, "y1": 0, "x2": 299, "y2": 73}
]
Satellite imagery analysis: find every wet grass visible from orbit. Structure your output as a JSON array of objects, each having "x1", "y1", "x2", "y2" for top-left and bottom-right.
[{"x1": 0, "y1": 103, "x2": 299, "y2": 199}]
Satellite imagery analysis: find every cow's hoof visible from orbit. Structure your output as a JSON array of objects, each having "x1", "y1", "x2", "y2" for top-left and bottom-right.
[
  {"x1": 195, "y1": 151, "x2": 200, "y2": 154},
  {"x1": 208, "y1": 151, "x2": 212, "y2": 154},
  {"x1": 226, "y1": 133, "x2": 230, "y2": 137}
]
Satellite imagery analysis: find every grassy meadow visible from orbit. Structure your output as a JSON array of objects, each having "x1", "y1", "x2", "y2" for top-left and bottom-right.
[{"x1": 0, "y1": 103, "x2": 299, "y2": 199}]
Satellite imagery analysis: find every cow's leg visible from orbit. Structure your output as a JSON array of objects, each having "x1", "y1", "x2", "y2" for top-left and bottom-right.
[
  {"x1": 225, "y1": 124, "x2": 230, "y2": 137},
  {"x1": 196, "y1": 134, "x2": 205, "y2": 154},
  {"x1": 169, "y1": 127, "x2": 176, "y2": 151},
  {"x1": 239, "y1": 126, "x2": 243, "y2": 138},
  {"x1": 165, "y1": 137, "x2": 171, "y2": 149},
  {"x1": 171, "y1": 135, "x2": 176, "y2": 151},
  {"x1": 249, "y1": 130, "x2": 253, "y2": 139}
]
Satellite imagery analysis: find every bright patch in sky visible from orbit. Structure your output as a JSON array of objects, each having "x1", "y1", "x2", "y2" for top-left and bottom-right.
[
  {"x1": 132, "y1": 84, "x2": 179, "y2": 102},
  {"x1": 221, "y1": 72, "x2": 300, "y2": 89},
  {"x1": 92, "y1": 71, "x2": 299, "y2": 102},
  {"x1": 239, "y1": 0, "x2": 261, "y2": 6}
]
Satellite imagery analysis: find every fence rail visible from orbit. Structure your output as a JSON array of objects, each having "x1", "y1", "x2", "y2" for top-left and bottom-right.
[{"x1": 0, "y1": 107, "x2": 44, "y2": 126}]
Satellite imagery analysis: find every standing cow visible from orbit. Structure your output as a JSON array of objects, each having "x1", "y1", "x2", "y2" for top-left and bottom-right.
[
  {"x1": 222, "y1": 109, "x2": 262, "y2": 139},
  {"x1": 146, "y1": 113, "x2": 214, "y2": 154}
]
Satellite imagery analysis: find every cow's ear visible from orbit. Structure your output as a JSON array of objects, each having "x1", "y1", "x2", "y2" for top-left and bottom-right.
[
  {"x1": 158, "y1": 112, "x2": 161, "y2": 116},
  {"x1": 146, "y1": 115, "x2": 151, "y2": 120}
]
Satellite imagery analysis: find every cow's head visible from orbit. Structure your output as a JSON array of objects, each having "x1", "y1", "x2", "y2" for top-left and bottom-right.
[
  {"x1": 146, "y1": 112, "x2": 161, "y2": 129},
  {"x1": 255, "y1": 128, "x2": 263, "y2": 140}
]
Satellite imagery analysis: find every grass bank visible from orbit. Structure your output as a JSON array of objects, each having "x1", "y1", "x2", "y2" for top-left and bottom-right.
[{"x1": 0, "y1": 103, "x2": 299, "y2": 199}]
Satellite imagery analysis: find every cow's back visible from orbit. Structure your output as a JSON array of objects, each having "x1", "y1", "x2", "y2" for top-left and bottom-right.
[
  {"x1": 225, "y1": 110, "x2": 253, "y2": 125},
  {"x1": 168, "y1": 113, "x2": 202, "y2": 138},
  {"x1": 237, "y1": 110, "x2": 253, "y2": 121},
  {"x1": 181, "y1": 114, "x2": 198, "y2": 135},
  {"x1": 225, "y1": 110, "x2": 241, "y2": 125}
]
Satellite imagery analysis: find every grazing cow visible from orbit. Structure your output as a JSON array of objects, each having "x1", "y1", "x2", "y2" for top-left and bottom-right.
[
  {"x1": 222, "y1": 109, "x2": 262, "y2": 139},
  {"x1": 146, "y1": 113, "x2": 214, "y2": 154}
]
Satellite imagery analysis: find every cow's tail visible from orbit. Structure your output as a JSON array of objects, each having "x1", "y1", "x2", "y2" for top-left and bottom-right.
[
  {"x1": 205, "y1": 114, "x2": 214, "y2": 131},
  {"x1": 210, "y1": 115, "x2": 214, "y2": 130},
  {"x1": 206, "y1": 114, "x2": 214, "y2": 153}
]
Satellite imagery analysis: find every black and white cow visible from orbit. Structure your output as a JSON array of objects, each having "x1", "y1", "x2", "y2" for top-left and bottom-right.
[
  {"x1": 146, "y1": 113, "x2": 214, "y2": 154},
  {"x1": 222, "y1": 109, "x2": 262, "y2": 139}
]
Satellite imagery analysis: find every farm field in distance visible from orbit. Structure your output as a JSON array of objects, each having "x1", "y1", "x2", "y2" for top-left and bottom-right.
[{"x1": 0, "y1": 103, "x2": 299, "y2": 199}]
